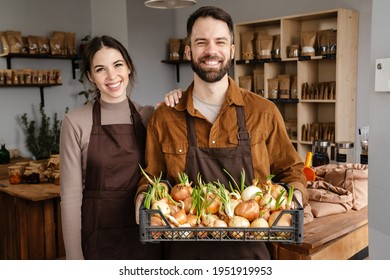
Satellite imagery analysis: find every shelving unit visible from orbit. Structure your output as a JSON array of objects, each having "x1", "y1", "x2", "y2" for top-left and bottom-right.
[
  {"x1": 234, "y1": 9, "x2": 358, "y2": 160},
  {"x1": 1, "y1": 53, "x2": 77, "y2": 107}
]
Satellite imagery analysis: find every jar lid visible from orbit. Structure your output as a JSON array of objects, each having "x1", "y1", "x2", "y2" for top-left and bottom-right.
[
  {"x1": 313, "y1": 140, "x2": 331, "y2": 147},
  {"x1": 8, "y1": 165, "x2": 22, "y2": 169},
  {"x1": 336, "y1": 141, "x2": 354, "y2": 148}
]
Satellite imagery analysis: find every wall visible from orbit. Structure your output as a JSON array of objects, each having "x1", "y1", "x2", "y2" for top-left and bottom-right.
[
  {"x1": 0, "y1": 0, "x2": 91, "y2": 156},
  {"x1": 368, "y1": 0, "x2": 390, "y2": 260}
]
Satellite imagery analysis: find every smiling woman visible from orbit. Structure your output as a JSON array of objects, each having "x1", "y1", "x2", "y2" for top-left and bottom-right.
[{"x1": 59, "y1": 35, "x2": 162, "y2": 260}]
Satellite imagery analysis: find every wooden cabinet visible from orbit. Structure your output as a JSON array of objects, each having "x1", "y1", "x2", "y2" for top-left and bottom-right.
[
  {"x1": 0, "y1": 179, "x2": 64, "y2": 259},
  {"x1": 234, "y1": 9, "x2": 359, "y2": 160}
]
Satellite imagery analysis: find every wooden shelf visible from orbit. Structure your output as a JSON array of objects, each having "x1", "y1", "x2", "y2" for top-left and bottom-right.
[
  {"x1": 234, "y1": 9, "x2": 358, "y2": 160},
  {"x1": 161, "y1": 59, "x2": 190, "y2": 82}
]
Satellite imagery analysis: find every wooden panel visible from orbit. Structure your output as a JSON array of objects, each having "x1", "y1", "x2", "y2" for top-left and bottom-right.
[
  {"x1": 0, "y1": 185, "x2": 64, "y2": 259},
  {"x1": 0, "y1": 179, "x2": 60, "y2": 201},
  {"x1": 271, "y1": 207, "x2": 368, "y2": 260}
]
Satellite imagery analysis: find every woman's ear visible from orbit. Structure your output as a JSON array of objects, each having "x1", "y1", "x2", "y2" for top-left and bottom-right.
[{"x1": 87, "y1": 72, "x2": 93, "y2": 83}]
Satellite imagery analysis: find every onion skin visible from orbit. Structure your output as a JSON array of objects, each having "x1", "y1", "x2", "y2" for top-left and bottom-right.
[
  {"x1": 241, "y1": 185, "x2": 262, "y2": 202},
  {"x1": 268, "y1": 210, "x2": 292, "y2": 227},
  {"x1": 171, "y1": 184, "x2": 192, "y2": 202},
  {"x1": 228, "y1": 216, "x2": 250, "y2": 239},
  {"x1": 234, "y1": 199, "x2": 260, "y2": 222},
  {"x1": 250, "y1": 218, "x2": 269, "y2": 239},
  {"x1": 205, "y1": 192, "x2": 220, "y2": 214}
]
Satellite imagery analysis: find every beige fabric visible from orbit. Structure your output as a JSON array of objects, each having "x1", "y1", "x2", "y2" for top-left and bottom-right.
[
  {"x1": 315, "y1": 163, "x2": 368, "y2": 210},
  {"x1": 307, "y1": 180, "x2": 353, "y2": 217}
]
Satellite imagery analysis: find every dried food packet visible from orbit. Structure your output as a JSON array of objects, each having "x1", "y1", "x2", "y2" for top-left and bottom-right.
[
  {"x1": 290, "y1": 74, "x2": 298, "y2": 99},
  {"x1": 272, "y1": 34, "x2": 280, "y2": 59},
  {"x1": 267, "y1": 78, "x2": 279, "y2": 99},
  {"x1": 257, "y1": 34, "x2": 273, "y2": 59},
  {"x1": 37, "y1": 36, "x2": 50, "y2": 55},
  {"x1": 301, "y1": 31, "x2": 316, "y2": 56},
  {"x1": 241, "y1": 31, "x2": 254, "y2": 60},
  {"x1": 277, "y1": 74, "x2": 291, "y2": 99},
  {"x1": 49, "y1": 37, "x2": 62, "y2": 55},
  {"x1": 253, "y1": 69, "x2": 264, "y2": 97},
  {"x1": 239, "y1": 75, "x2": 253, "y2": 91},
  {"x1": 6, "y1": 31, "x2": 22, "y2": 53},
  {"x1": 169, "y1": 38, "x2": 181, "y2": 61},
  {"x1": 0, "y1": 32, "x2": 10, "y2": 56},
  {"x1": 28, "y1": 36, "x2": 39, "y2": 54}
]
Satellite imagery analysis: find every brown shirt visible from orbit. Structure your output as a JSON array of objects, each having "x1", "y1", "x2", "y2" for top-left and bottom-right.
[{"x1": 137, "y1": 77, "x2": 307, "y2": 204}]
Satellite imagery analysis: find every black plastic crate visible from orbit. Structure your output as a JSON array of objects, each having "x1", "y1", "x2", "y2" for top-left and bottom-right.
[{"x1": 139, "y1": 182, "x2": 303, "y2": 243}]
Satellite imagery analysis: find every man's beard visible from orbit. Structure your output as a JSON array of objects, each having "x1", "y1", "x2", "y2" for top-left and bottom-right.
[{"x1": 190, "y1": 54, "x2": 231, "y2": 83}]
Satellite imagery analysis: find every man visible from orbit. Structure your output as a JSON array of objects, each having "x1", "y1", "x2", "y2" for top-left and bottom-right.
[{"x1": 136, "y1": 6, "x2": 307, "y2": 259}]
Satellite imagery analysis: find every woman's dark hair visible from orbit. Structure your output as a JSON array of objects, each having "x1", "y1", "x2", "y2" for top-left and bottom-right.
[
  {"x1": 186, "y1": 6, "x2": 234, "y2": 42},
  {"x1": 82, "y1": 35, "x2": 136, "y2": 88}
]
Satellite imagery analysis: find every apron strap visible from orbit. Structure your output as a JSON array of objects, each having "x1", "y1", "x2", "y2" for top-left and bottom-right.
[
  {"x1": 185, "y1": 106, "x2": 250, "y2": 147},
  {"x1": 127, "y1": 98, "x2": 146, "y2": 152}
]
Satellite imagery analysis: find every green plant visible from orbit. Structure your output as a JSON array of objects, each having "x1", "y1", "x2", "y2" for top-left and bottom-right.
[{"x1": 20, "y1": 105, "x2": 68, "y2": 160}]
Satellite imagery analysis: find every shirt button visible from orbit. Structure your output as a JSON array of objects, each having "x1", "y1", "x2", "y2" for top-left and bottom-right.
[
  {"x1": 179, "y1": 149, "x2": 182, "y2": 153},
  {"x1": 212, "y1": 140, "x2": 216, "y2": 144}
]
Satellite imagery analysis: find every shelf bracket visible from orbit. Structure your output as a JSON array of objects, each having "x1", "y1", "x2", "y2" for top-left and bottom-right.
[{"x1": 39, "y1": 86, "x2": 45, "y2": 107}]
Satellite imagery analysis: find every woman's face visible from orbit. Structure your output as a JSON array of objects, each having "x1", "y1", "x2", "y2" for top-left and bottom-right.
[{"x1": 88, "y1": 46, "x2": 130, "y2": 103}]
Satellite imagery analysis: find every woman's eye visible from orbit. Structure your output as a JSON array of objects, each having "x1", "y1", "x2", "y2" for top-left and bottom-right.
[
  {"x1": 115, "y1": 63, "x2": 124, "y2": 68},
  {"x1": 95, "y1": 68, "x2": 104, "y2": 72}
]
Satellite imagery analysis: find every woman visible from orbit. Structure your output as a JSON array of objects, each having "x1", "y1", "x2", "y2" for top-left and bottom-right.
[{"x1": 60, "y1": 35, "x2": 179, "y2": 260}]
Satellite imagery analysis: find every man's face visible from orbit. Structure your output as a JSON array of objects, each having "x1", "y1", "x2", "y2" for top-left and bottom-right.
[{"x1": 186, "y1": 16, "x2": 235, "y2": 83}]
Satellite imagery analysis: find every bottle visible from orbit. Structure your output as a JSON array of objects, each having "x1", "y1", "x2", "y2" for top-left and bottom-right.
[{"x1": 0, "y1": 141, "x2": 10, "y2": 164}]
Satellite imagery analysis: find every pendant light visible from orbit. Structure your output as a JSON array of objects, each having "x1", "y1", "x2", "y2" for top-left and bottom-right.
[{"x1": 144, "y1": 0, "x2": 196, "y2": 9}]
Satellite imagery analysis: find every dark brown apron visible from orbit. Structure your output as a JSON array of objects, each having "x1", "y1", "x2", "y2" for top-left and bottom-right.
[
  {"x1": 165, "y1": 106, "x2": 270, "y2": 260},
  {"x1": 81, "y1": 99, "x2": 163, "y2": 260}
]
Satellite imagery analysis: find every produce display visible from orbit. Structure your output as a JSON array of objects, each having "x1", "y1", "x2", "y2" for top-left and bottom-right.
[{"x1": 139, "y1": 167, "x2": 303, "y2": 243}]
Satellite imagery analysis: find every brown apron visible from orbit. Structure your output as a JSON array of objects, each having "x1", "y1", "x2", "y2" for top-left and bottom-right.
[
  {"x1": 164, "y1": 106, "x2": 270, "y2": 260},
  {"x1": 81, "y1": 99, "x2": 163, "y2": 260}
]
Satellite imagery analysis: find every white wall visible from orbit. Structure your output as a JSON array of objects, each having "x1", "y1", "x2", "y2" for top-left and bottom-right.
[
  {"x1": 0, "y1": 0, "x2": 91, "y2": 156},
  {"x1": 368, "y1": 0, "x2": 390, "y2": 260}
]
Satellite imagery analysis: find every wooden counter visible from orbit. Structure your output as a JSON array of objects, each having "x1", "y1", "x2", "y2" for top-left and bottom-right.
[
  {"x1": 269, "y1": 206, "x2": 368, "y2": 260},
  {"x1": 0, "y1": 178, "x2": 65, "y2": 259}
]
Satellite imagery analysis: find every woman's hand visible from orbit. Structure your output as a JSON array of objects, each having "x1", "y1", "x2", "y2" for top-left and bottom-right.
[{"x1": 156, "y1": 89, "x2": 183, "y2": 108}]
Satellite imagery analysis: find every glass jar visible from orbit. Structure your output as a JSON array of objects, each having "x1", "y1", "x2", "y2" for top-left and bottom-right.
[
  {"x1": 312, "y1": 140, "x2": 331, "y2": 167},
  {"x1": 24, "y1": 166, "x2": 40, "y2": 184},
  {"x1": 335, "y1": 141, "x2": 354, "y2": 163},
  {"x1": 8, "y1": 165, "x2": 24, "y2": 184}
]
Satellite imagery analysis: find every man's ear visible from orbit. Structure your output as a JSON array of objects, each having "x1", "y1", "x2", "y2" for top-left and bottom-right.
[
  {"x1": 230, "y1": 44, "x2": 235, "y2": 60},
  {"x1": 185, "y1": 45, "x2": 191, "y2": 60}
]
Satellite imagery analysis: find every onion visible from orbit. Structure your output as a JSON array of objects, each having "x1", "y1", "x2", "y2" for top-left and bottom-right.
[
  {"x1": 171, "y1": 202, "x2": 187, "y2": 225},
  {"x1": 205, "y1": 192, "x2": 220, "y2": 214},
  {"x1": 186, "y1": 213, "x2": 198, "y2": 227},
  {"x1": 151, "y1": 199, "x2": 170, "y2": 216},
  {"x1": 171, "y1": 184, "x2": 192, "y2": 202},
  {"x1": 183, "y1": 196, "x2": 193, "y2": 214},
  {"x1": 271, "y1": 184, "x2": 287, "y2": 200},
  {"x1": 268, "y1": 210, "x2": 292, "y2": 227},
  {"x1": 210, "y1": 219, "x2": 228, "y2": 239},
  {"x1": 179, "y1": 223, "x2": 194, "y2": 239},
  {"x1": 234, "y1": 199, "x2": 260, "y2": 222},
  {"x1": 250, "y1": 217, "x2": 269, "y2": 240},
  {"x1": 251, "y1": 217, "x2": 269, "y2": 228},
  {"x1": 228, "y1": 216, "x2": 250, "y2": 239},
  {"x1": 241, "y1": 185, "x2": 262, "y2": 202},
  {"x1": 150, "y1": 216, "x2": 165, "y2": 239},
  {"x1": 201, "y1": 213, "x2": 219, "y2": 227}
]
